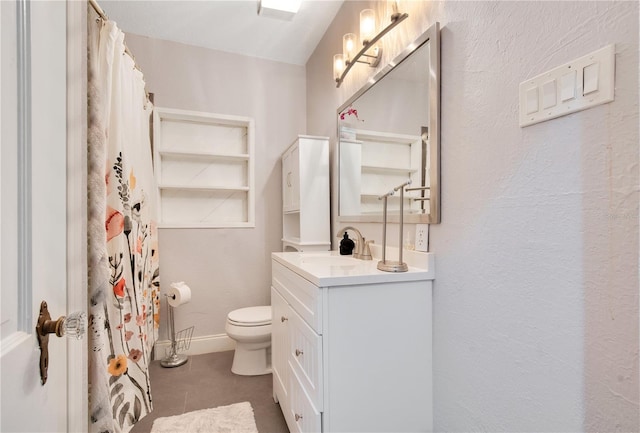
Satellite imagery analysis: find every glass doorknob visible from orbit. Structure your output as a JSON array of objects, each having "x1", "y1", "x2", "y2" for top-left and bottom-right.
[
  {"x1": 36, "y1": 301, "x2": 87, "y2": 385},
  {"x1": 60, "y1": 310, "x2": 87, "y2": 339}
]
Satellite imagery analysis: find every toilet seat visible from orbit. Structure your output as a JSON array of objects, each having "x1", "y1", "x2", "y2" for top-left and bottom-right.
[{"x1": 227, "y1": 306, "x2": 271, "y2": 327}]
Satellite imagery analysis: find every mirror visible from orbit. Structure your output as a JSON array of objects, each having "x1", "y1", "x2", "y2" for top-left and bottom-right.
[{"x1": 337, "y1": 22, "x2": 440, "y2": 224}]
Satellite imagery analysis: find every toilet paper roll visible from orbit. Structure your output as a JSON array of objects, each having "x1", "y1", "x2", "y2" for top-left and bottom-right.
[{"x1": 167, "y1": 282, "x2": 191, "y2": 308}]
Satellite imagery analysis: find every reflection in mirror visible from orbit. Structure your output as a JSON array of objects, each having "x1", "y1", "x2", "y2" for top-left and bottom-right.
[{"x1": 338, "y1": 22, "x2": 440, "y2": 224}]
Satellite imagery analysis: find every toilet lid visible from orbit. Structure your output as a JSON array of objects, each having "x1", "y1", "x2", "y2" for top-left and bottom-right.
[{"x1": 228, "y1": 306, "x2": 272, "y2": 326}]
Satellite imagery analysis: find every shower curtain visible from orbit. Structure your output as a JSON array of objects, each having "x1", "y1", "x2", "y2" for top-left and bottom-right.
[{"x1": 87, "y1": 12, "x2": 160, "y2": 433}]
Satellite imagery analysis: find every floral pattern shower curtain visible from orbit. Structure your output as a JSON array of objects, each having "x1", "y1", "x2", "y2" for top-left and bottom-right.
[{"x1": 87, "y1": 13, "x2": 160, "y2": 433}]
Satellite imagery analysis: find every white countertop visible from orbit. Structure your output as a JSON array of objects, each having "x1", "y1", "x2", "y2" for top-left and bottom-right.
[{"x1": 272, "y1": 247, "x2": 435, "y2": 287}]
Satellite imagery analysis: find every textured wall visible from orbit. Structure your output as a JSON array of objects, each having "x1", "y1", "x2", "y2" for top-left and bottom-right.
[
  {"x1": 306, "y1": 1, "x2": 638, "y2": 431},
  {"x1": 124, "y1": 35, "x2": 306, "y2": 341}
]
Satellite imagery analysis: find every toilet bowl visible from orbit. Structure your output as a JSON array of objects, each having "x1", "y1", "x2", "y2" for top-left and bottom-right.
[{"x1": 225, "y1": 306, "x2": 272, "y2": 376}]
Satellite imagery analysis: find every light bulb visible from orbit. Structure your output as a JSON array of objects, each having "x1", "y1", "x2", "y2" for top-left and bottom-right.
[
  {"x1": 334, "y1": 54, "x2": 345, "y2": 80},
  {"x1": 360, "y1": 9, "x2": 376, "y2": 45},
  {"x1": 343, "y1": 33, "x2": 357, "y2": 62}
]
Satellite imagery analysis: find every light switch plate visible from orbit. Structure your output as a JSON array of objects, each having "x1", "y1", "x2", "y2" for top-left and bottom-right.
[{"x1": 519, "y1": 44, "x2": 615, "y2": 127}]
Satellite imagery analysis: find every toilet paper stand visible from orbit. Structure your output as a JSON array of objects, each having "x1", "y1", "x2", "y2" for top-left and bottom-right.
[{"x1": 160, "y1": 295, "x2": 191, "y2": 368}]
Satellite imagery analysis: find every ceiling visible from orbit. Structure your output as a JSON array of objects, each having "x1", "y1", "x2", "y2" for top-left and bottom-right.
[{"x1": 100, "y1": 0, "x2": 344, "y2": 66}]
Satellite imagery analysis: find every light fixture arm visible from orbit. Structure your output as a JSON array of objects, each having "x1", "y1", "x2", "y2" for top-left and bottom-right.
[
  {"x1": 336, "y1": 12, "x2": 408, "y2": 88},
  {"x1": 355, "y1": 48, "x2": 382, "y2": 65}
]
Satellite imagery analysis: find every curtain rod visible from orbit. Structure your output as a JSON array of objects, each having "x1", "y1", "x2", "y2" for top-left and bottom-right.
[
  {"x1": 88, "y1": 0, "x2": 107, "y2": 20},
  {"x1": 88, "y1": 0, "x2": 151, "y2": 102},
  {"x1": 88, "y1": 0, "x2": 140, "y2": 72}
]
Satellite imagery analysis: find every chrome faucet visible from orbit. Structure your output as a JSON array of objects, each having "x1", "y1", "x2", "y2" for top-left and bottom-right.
[{"x1": 336, "y1": 226, "x2": 372, "y2": 260}]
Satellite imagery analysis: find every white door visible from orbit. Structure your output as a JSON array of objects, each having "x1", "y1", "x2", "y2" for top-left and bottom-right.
[{"x1": 1, "y1": 2, "x2": 86, "y2": 432}]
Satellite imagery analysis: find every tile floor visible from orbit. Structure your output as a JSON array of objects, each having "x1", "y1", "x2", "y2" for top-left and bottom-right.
[{"x1": 130, "y1": 350, "x2": 289, "y2": 433}]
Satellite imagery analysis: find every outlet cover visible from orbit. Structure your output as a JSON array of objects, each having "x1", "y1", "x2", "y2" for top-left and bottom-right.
[{"x1": 415, "y1": 224, "x2": 429, "y2": 252}]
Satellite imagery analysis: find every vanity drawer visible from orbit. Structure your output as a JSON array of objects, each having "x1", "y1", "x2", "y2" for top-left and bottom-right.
[
  {"x1": 288, "y1": 367, "x2": 322, "y2": 433},
  {"x1": 272, "y1": 260, "x2": 323, "y2": 334},
  {"x1": 289, "y1": 308, "x2": 323, "y2": 411},
  {"x1": 271, "y1": 287, "x2": 290, "y2": 402}
]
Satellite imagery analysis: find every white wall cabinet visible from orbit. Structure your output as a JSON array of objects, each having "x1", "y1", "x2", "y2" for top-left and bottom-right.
[
  {"x1": 271, "y1": 254, "x2": 434, "y2": 433},
  {"x1": 282, "y1": 136, "x2": 329, "y2": 251}
]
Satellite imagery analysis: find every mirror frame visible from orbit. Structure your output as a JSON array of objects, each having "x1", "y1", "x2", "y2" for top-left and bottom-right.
[{"x1": 337, "y1": 22, "x2": 440, "y2": 224}]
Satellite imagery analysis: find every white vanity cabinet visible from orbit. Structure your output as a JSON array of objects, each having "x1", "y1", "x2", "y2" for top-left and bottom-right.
[
  {"x1": 271, "y1": 251, "x2": 434, "y2": 433},
  {"x1": 281, "y1": 136, "x2": 330, "y2": 252}
]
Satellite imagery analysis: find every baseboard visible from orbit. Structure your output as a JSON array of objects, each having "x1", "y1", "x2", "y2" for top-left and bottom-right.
[{"x1": 153, "y1": 333, "x2": 236, "y2": 360}]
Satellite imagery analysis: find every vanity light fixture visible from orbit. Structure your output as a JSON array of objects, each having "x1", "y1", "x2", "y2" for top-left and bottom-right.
[{"x1": 334, "y1": 2, "x2": 409, "y2": 88}]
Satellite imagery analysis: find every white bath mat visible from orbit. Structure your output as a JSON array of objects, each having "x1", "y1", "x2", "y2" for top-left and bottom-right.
[{"x1": 150, "y1": 401, "x2": 258, "y2": 433}]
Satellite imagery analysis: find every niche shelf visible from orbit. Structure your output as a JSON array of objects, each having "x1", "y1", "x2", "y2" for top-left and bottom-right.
[
  {"x1": 153, "y1": 107, "x2": 255, "y2": 228},
  {"x1": 340, "y1": 129, "x2": 426, "y2": 217}
]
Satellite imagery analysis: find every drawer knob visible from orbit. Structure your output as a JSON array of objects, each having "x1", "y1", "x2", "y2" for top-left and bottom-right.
[
  {"x1": 295, "y1": 349, "x2": 303, "y2": 357},
  {"x1": 295, "y1": 413, "x2": 303, "y2": 422},
  {"x1": 281, "y1": 316, "x2": 288, "y2": 322}
]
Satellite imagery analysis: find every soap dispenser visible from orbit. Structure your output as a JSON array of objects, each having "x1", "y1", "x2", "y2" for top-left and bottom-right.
[{"x1": 339, "y1": 232, "x2": 355, "y2": 255}]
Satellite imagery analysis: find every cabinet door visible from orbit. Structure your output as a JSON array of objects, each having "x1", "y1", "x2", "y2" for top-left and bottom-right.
[
  {"x1": 290, "y1": 308, "x2": 323, "y2": 411},
  {"x1": 282, "y1": 143, "x2": 300, "y2": 212},
  {"x1": 271, "y1": 287, "x2": 290, "y2": 404},
  {"x1": 282, "y1": 150, "x2": 292, "y2": 211},
  {"x1": 289, "y1": 368, "x2": 322, "y2": 433},
  {"x1": 289, "y1": 143, "x2": 300, "y2": 211}
]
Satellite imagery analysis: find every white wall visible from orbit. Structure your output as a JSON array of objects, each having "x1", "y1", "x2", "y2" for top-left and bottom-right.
[
  {"x1": 124, "y1": 35, "x2": 306, "y2": 343},
  {"x1": 306, "y1": 1, "x2": 638, "y2": 431}
]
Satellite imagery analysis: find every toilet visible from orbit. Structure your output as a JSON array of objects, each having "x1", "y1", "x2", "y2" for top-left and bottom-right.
[{"x1": 225, "y1": 306, "x2": 272, "y2": 376}]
